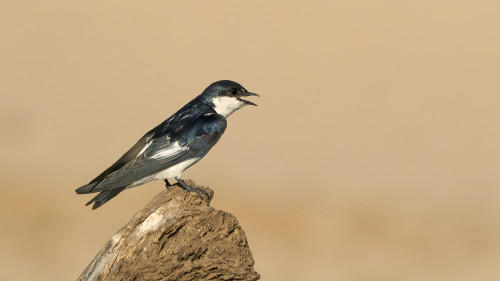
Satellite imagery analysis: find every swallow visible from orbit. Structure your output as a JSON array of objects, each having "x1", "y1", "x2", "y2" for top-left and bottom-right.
[{"x1": 76, "y1": 80, "x2": 259, "y2": 209}]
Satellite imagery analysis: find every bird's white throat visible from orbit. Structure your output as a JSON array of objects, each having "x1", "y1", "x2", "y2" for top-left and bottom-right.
[{"x1": 212, "y1": 96, "x2": 245, "y2": 117}]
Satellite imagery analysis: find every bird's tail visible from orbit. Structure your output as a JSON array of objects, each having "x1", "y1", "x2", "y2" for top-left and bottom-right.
[
  {"x1": 75, "y1": 182, "x2": 99, "y2": 194},
  {"x1": 85, "y1": 187, "x2": 126, "y2": 210}
]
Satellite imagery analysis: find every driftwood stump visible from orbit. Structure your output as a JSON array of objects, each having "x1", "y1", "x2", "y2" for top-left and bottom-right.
[{"x1": 78, "y1": 180, "x2": 260, "y2": 281}]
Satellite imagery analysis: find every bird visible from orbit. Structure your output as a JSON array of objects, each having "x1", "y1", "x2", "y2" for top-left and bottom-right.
[{"x1": 76, "y1": 80, "x2": 259, "y2": 209}]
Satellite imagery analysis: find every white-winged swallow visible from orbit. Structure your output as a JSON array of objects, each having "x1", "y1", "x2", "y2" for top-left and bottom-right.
[{"x1": 76, "y1": 80, "x2": 259, "y2": 209}]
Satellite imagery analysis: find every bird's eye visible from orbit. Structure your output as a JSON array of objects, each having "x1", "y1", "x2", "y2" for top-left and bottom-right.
[{"x1": 231, "y1": 88, "x2": 238, "y2": 95}]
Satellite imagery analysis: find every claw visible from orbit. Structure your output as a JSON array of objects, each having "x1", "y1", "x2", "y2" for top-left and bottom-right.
[{"x1": 176, "y1": 179, "x2": 209, "y2": 200}]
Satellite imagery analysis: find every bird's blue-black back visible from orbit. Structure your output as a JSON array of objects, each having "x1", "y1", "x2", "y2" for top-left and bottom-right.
[
  {"x1": 76, "y1": 80, "x2": 243, "y2": 209},
  {"x1": 86, "y1": 82, "x2": 231, "y2": 185}
]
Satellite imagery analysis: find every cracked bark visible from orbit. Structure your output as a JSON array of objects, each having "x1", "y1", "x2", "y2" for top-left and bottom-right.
[{"x1": 77, "y1": 180, "x2": 260, "y2": 281}]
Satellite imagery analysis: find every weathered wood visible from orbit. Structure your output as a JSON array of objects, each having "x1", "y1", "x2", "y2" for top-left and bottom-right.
[{"x1": 78, "y1": 180, "x2": 260, "y2": 281}]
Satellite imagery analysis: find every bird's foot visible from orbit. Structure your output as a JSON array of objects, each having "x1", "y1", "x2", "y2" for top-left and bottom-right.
[{"x1": 176, "y1": 178, "x2": 209, "y2": 200}]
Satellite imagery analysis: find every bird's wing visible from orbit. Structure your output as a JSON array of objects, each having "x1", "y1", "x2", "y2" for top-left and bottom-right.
[
  {"x1": 76, "y1": 114, "x2": 227, "y2": 194},
  {"x1": 88, "y1": 126, "x2": 159, "y2": 184},
  {"x1": 86, "y1": 99, "x2": 210, "y2": 184}
]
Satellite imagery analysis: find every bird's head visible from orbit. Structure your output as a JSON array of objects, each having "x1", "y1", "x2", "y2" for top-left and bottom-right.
[{"x1": 203, "y1": 80, "x2": 259, "y2": 118}]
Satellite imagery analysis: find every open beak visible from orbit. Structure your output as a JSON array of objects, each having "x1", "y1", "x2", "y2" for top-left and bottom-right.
[{"x1": 239, "y1": 92, "x2": 260, "y2": 106}]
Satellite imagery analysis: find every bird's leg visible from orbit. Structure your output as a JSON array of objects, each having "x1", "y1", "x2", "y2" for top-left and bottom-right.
[
  {"x1": 164, "y1": 179, "x2": 172, "y2": 187},
  {"x1": 176, "y1": 178, "x2": 209, "y2": 200},
  {"x1": 164, "y1": 179, "x2": 173, "y2": 190}
]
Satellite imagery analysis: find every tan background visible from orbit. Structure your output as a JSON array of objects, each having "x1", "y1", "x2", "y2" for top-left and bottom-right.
[{"x1": 1, "y1": 1, "x2": 500, "y2": 280}]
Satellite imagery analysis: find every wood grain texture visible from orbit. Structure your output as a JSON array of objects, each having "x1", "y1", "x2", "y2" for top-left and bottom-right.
[{"x1": 78, "y1": 180, "x2": 259, "y2": 281}]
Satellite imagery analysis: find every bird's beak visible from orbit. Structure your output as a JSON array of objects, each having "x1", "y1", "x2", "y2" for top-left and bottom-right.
[{"x1": 239, "y1": 92, "x2": 260, "y2": 106}]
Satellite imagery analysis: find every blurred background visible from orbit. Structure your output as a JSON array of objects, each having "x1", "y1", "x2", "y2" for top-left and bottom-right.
[{"x1": 1, "y1": 1, "x2": 500, "y2": 280}]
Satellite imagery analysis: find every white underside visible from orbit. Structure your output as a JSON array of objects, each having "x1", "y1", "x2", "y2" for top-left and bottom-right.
[
  {"x1": 153, "y1": 157, "x2": 200, "y2": 180},
  {"x1": 130, "y1": 157, "x2": 201, "y2": 187}
]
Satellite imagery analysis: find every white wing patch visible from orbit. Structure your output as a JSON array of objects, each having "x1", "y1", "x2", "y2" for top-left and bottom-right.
[
  {"x1": 137, "y1": 141, "x2": 152, "y2": 156},
  {"x1": 150, "y1": 141, "x2": 188, "y2": 160}
]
